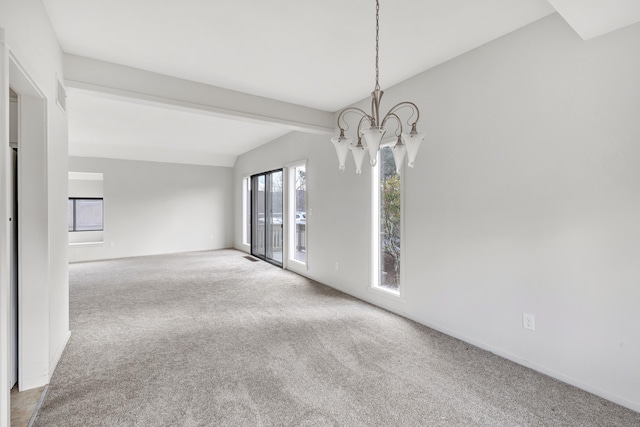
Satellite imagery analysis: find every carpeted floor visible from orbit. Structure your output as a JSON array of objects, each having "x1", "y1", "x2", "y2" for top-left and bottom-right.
[{"x1": 34, "y1": 249, "x2": 639, "y2": 426}]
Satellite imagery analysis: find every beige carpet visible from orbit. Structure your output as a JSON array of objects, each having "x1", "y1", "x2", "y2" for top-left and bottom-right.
[{"x1": 34, "y1": 249, "x2": 639, "y2": 426}]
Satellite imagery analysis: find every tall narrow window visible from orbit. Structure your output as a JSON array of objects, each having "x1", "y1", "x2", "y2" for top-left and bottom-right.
[
  {"x1": 372, "y1": 147, "x2": 401, "y2": 295},
  {"x1": 288, "y1": 162, "x2": 307, "y2": 265},
  {"x1": 242, "y1": 177, "x2": 251, "y2": 246}
]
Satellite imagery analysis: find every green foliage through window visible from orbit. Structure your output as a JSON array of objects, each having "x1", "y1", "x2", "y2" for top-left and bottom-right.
[{"x1": 379, "y1": 147, "x2": 401, "y2": 292}]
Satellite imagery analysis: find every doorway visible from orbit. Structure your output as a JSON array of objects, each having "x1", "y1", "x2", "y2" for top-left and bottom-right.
[
  {"x1": 251, "y1": 169, "x2": 283, "y2": 267},
  {"x1": 8, "y1": 89, "x2": 18, "y2": 389}
]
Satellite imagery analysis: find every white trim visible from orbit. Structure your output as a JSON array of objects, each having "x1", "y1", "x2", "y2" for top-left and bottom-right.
[
  {"x1": 55, "y1": 76, "x2": 66, "y2": 113},
  {"x1": 18, "y1": 374, "x2": 48, "y2": 392},
  {"x1": 371, "y1": 154, "x2": 379, "y2": 290},
  {"x1": 281, "y1": 167, "x2": 289, "y2": 270},
  {"x1": 48, "y1": 330, "x2": 70, "y2": 381},
  {"x1": 370, "y1": 147, "x2": 403, "y2": 298},
  {"x1": 1, "y1": 27, "x2": 12, "y2": 427},
  {"x1": 287, "y1": 259, "x2": 308, "y2": 277},
  {"x1": 399, "y1": 153, "x2": 406, "y2": 300},
  {"x1": 69, "y1": 242, "x2": 103, "y2": 247},
  {"x1": 286, "y1": 160, "x2": 308, "y2": 270},
  {"x1": 9, "y1": 50, "x2": 51, "y2": 397},
  {"x1": 397, "y1": 311, "x2": 640, "y2": 414},
  {"x1": 241, "y1": 176, "x2": 250, "y2": 246},
  {"x1": 367, "y1": 284, "x2": 407, "y2": 304},
  {"x1": 297, "y1": 271, "x2": 640, "y2": 414}
]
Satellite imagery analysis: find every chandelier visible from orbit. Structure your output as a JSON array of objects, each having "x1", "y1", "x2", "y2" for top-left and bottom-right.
[{"x1": 331, "y1": 0, "x2": 424, "y2": 175}]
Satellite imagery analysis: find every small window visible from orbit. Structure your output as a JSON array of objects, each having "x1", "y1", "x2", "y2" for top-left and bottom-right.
[{"x1": 68, "y1": 198, "x2": 104, "y2": 232}]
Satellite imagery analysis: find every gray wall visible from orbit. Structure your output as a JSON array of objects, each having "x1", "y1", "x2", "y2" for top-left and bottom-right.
[
  {"x1": 69, "y1": 157, "x2": 233, "y2": 262},
  {"x1": 234, "y1": 15, "x2": 640, "y2": 411}
]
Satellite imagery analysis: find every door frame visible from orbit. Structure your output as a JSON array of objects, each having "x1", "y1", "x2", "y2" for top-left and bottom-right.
[
  {"x1": 250, "y1": 169, "x2": 284, "y2": 268},
  {"x1": 0, "y1": 28, "x2": 10, "y2": 425},
  {"x1": 1, "y1": 31, "x2": 51, "y2": 425}
]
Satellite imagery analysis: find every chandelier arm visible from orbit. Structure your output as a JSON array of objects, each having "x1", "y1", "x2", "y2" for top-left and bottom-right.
[
  {"x1": 356, "y1": 114, "x2": 372, "y2": 136},
  {"x1": 381, "y1": 112, "x2": 403, "y2": 136},
  {"x1": 336, "y1": 107, "x2": 374, "y2": 131},
  {"x1": 386, "y1": 102, "x2": 421, "y2": 125}
]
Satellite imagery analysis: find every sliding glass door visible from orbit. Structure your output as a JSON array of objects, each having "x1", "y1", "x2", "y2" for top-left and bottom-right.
[{"x1": 251, "y1": 169, "x2": 283, "y2": 267}]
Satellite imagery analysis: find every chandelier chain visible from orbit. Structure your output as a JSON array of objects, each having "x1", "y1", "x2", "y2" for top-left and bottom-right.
[
  {"x1": 375, "y1": 0, "x2": 380, "y2": 91},
  {"x1": 331, "y1": 0, "x2": 423, "y2": 174}
]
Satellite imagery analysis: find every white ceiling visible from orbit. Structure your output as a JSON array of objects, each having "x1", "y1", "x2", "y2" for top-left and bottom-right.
[
  {"x1": 39, "y1": 0, "x2": 640, "y2": 165},
  {"x1": 67, "y1": 89, "x2": 292, "y2": 167},
  {"x1": 43, "y1": 0, "x2": 555, "y2": 111},
  {"x1": 548, "y1": 0, "x2": 640, "y2": 40}
]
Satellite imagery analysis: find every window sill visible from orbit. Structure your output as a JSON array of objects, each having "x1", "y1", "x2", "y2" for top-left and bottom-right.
[
  {"x1": 287, "y1": 258, "x2": 308, "y2": 270},
  {"x1": 69, "y1": 241, "x2": 104, "y2": 247},
  {"x1": 368, "y1": 285, "x2": 406, "y2": 303}
]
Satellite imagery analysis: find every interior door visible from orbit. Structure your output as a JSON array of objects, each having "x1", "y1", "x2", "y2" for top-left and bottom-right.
[
  {"x1": 9, "y1": 148, "x2": 18, "y2": 388},
  {"x1": 251, "y1": 170, "x2": 283, "y2": 267}
]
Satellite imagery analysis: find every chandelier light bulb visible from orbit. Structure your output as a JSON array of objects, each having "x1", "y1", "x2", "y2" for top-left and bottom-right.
[
  {"x1": 331, "y1": 131, "x2": 352, "y2": 171},
  {"x1": 391, "y1": 135, "x2": 407, "y2": 174},
  {"x1": 402, "y1": 123, "x2": 425, "y2": 168},
  {"x1": 362, "y1": 126, "x2": 386, "y2": 167},
  {"x1": 350, "y1": 138, "x2": 368, "y2": 175}
]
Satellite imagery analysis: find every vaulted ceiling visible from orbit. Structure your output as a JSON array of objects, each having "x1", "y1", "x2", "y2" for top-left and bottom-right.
[{"x1": 40, "y1": 0, "x2": 640, "y2": 166}]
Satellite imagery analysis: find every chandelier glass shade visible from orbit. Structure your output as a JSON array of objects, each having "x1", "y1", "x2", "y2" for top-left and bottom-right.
[{"x1": 331, "y1": 0, "x2": 425, "y2": 174}]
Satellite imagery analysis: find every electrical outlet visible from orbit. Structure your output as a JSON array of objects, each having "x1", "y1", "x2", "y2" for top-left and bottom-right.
[
  {"x1": 523, "y1": 313, "x2": 535, "y2": 330},
  {"x1": 110, "y1": 241, "x2": 116, "y2": 248},
  {"x1": 335, "y1": 262, "x2": 339, "y2": 271}
]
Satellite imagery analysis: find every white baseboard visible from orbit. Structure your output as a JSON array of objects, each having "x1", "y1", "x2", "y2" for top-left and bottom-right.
[
  {"x1": 49, "y1": 330, "x2": 71, "y2": 381},
  {"x1": 292, "y1": 271, "x2": 640, "y2": 414},
  {"x1": 20, "y1": 330, "x2": 70, "y2": 392},
  {"x1": 19, "y1": 375, "x2": 48, "y2": 392},
  {"x1": 402, "y1": 311, "x2": 640, "y2": 414}
]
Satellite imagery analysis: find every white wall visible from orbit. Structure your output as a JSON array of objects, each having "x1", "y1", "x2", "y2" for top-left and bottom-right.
[
  {"x1": 234, "y1": 14, "x2": 640, "y2": 412},
  {"x1": 68, "y1": 173, "x2": 104, "y2": 245},
  {"x1": 68, "y1": 174, "x2": 104, "y2": 198},
  {"x1": 1, "y1": 0, "x2": 70, "y2": 422},
  {"x1": 234, "y1": 131, "x2": 369, "y2": 283},
  {"x1": 69, "y1": 157, "x2": 233, "y2": 263}
]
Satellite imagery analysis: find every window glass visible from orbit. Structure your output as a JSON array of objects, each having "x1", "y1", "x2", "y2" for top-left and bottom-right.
[
  {"x1": 69, "y1": 198, "x2": 104, "y2": 232},
  {"x1": 291, "y1": 164, "x2": 306, "y2": 263},
  {"x1": 375, "y1": 147, "x2": 401, "y2": 294}
]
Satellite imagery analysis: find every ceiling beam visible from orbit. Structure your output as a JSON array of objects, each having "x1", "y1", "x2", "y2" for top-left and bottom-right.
[{"x1": 64, "y1": 54, "x2": 334, "y2": 135}]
